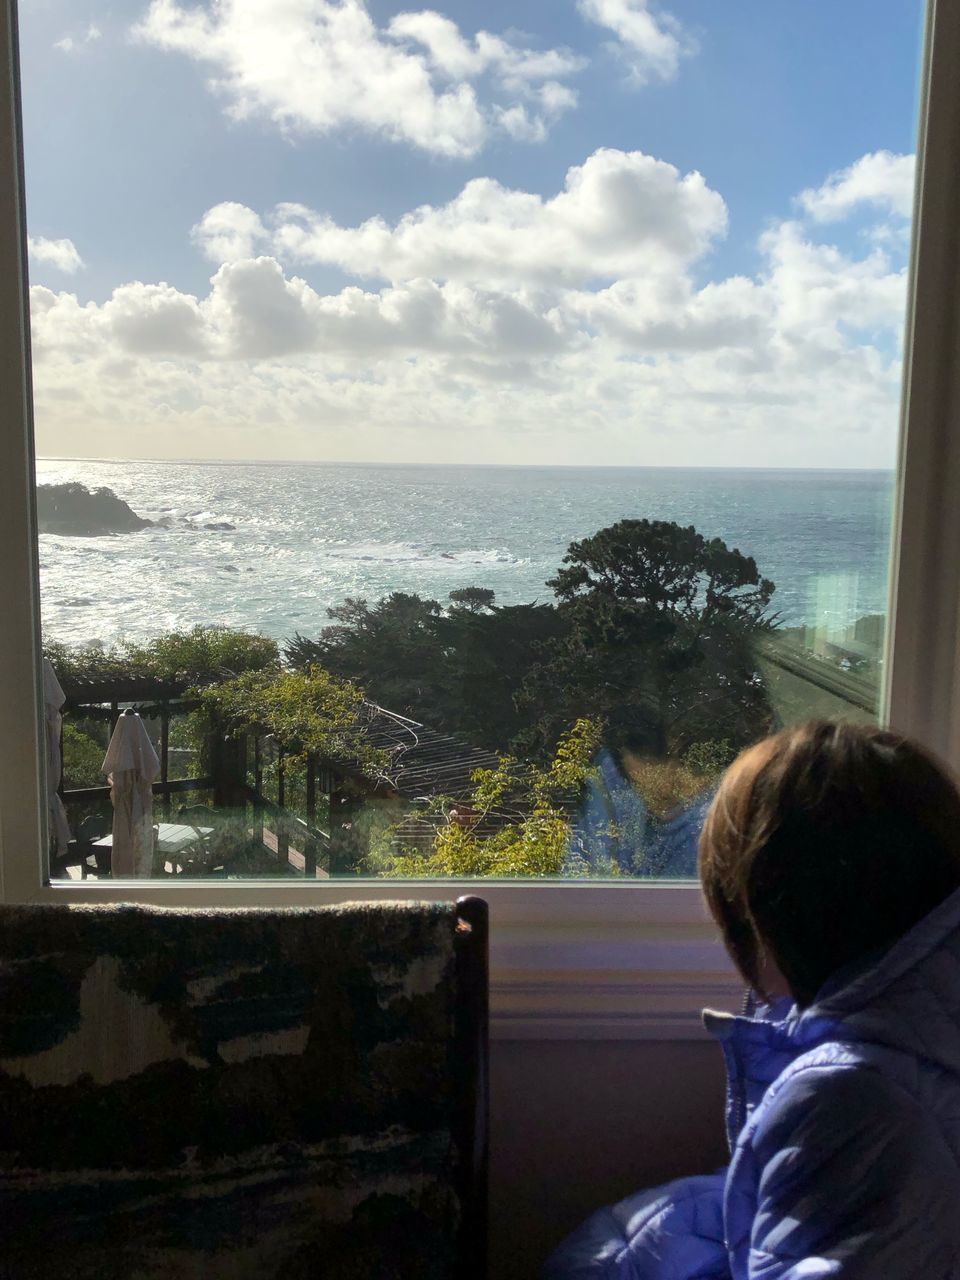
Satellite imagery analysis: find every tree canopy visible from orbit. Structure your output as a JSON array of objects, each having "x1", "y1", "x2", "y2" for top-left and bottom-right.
[
  {"x1": 549, "y1": 519, "x2": 775, "y2": 624},
  {"x1": 448, "y1": 586, "x2": 497, "y2": 613},
  {"x1": 285, "y1": 593, "x2": 445, "y2": 721},
  {"x1": 283, "y1": 518, "x2": 777, "y2": 764},
  {"x1": 197, "y1": 666, "x2": 385, "y2": 775},
  {"x1": 45, "y1": 626, "x2": 279, "y2": 690},
  {"x1": 530, "y1": 520, "x2": 776, "y2": 756}
]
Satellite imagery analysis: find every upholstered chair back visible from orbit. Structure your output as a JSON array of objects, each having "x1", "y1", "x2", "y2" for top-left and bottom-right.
[{"x1": 0, "y1": 898, "x2": 488, "y2": 1280}]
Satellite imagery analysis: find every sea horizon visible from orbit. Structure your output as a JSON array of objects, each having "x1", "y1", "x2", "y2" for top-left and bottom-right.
[{"x1": 35, "y1": 455, "x2": 896, "y2": 476}]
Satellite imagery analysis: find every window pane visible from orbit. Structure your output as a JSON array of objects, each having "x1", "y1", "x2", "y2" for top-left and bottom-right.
[{"x1": 24, "y1": 0, "x2": 923, "y2": 881}]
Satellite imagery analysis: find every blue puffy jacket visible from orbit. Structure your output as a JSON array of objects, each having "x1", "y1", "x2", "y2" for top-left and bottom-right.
[{"x1": 545, "y1": 884, "x2": 960, "y2": 1279}]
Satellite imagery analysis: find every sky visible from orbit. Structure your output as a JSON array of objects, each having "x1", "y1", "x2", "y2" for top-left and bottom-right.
[{"x1": 20, "y1": 0, "x2": 926, "y2": 467}]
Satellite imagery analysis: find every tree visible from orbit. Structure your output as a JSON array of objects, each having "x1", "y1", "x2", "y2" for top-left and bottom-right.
[
  {"x1": 285, "y1": 593, "x2": 447, "y2": 723},
  {"x1": 430, "y1": 601, "x2": 569, "y2": 751},
  {"x1": 287, "y1": 591, "x2": 566, "y2": 753},
  {"x1": 448, "y1": 587, "x2": 496, "y2": 613},
  {"x1": 526, "y1": 519, "x2": 777, "y2": 757},
  {"x1": 61, "y1": 722, "x2": 106, "y2": 789},
  {"x1": 196, "y1": 666, "x2": 384, "y2": 774},
  {"x1": 283, "y1": 520, "x2": 777, "y2": 765},
  {"x1": 126, "y1": 626, "x2": 279, "y2": 684},
  {"x1": 548, "y1": 519, "x2": 774, "y2": 623},
  {"x1": 44, "y1": 627, "x2": 278, "y2": 690}
]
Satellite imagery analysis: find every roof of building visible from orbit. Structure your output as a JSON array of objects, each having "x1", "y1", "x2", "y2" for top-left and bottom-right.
[
  {"x1": 354, "y1": 702, "x2": 503, "y2": 802},
  {"x1": 59, "y1": 674, "x2": 194, "y2": 707}
]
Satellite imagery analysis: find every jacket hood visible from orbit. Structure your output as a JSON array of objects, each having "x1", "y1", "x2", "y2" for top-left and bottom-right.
[
  {"x1": 806, "y1": 880, "x2": 960, "y2": 1074},
  {"x1": 703, "y1": 883, "x2": 960, "y2": 1145}
]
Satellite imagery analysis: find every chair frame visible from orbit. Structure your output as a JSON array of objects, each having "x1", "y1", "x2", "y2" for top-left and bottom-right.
[{"x1": 453, "y1": 894, "x2": 490, "y2": 1280}]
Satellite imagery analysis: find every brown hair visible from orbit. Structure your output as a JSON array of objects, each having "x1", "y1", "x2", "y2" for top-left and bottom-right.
[{"x1": 698, "y1": 720, "x2": 960, "y2": 1007}]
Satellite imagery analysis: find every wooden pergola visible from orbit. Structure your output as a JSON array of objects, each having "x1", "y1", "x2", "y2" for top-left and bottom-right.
[
  {"x1": 55, "y1": 675, "x2": 505, "y2": 877},
  {"x1": 59, "y1": 674, "x2": 210, "y2": 818}
]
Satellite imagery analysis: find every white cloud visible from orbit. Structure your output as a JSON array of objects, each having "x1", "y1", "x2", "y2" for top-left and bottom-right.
[
  {"x1": 539, "y1": 81, "x2": 579, "y2": 115},
  {"x1": 256, "y1": 148, "x2": 728, "y2": 287},
  {"x1": 29, "y1": 150, "x2": 910, "y2": 469},
  {"x1": 495, "y1": 103, "x2": 548, "y2": 144},
  {"x1": 577, "y1": 0, "x2": 690, "y2": 84},
  {"x1": 385, "y1": 10, "x2": 484, "y2": 80},
  {"x1": 192, "y1": 202, "x2": 267, "y2": 262},
  {"x1": 798, "y1": 151, "x2": 916, "y2": 223},
  {"x1": 561, "y1": 274, "x2": 772, "y2": 352},
  {"x1": 204, "y1": 258, "x2": 320, "y2": 358},
  {"x1": 761, "y1": 221, "x2": 907, "y2": 345},
  {"x1": 54, "y1": 23, "x2": 102, "y2": 53},
  {"x1": 557, "y1": 218, "x2": 907, "y2": 364},
  {"x1": 28, "y1": 236, "x2": 85, "y2": 274},
  {"x1": 133, "y1": 0, "x2": 583, "y2": 157},
  {"x1": 107, "y1": 281, "x2": 209, "y2": 356},
  {"x1": 386, "y1": 11, "x2": 584, "y2": 88},
  {"x1": 29, "y1": 282, "x2": 207, "y2": 362},
  {"x1": 31, "y1": 258, "x2": 569, "y2": 366}
]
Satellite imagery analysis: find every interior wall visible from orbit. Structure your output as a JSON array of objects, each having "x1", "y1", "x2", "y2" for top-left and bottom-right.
[{"x1": 489, "y1": 1039, "x2": 729, "y2": 1280}]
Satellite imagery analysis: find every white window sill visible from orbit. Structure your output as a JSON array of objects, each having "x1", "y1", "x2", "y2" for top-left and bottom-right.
[{"x1": 30, "y1": 878, "x2": 740, "y2": 1039}]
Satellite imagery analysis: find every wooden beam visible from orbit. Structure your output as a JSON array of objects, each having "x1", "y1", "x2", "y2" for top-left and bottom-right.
[
  {"x1": 304, "y1": 752, "x2": 318, "y2": 879},
  {"x1": 160, "y1": 704, "x2": 170, "y2": 819},
  {"x1": 277, "y1": 750, "x2": 288, "y2": 867},
  {"x1": 62, "y1": 776, "x2": 214, "y2": 802}
]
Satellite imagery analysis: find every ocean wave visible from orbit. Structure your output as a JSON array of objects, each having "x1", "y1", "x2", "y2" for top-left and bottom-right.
[
  {"x1": 177, "y1": 513, "x2": 239, "y2": 531},
  {"x1": 327, "y1": 541, "x2": 524, "y2": 568},
  {"x1": 34, "y1": 459, "x2": 892, "y2": 646}
]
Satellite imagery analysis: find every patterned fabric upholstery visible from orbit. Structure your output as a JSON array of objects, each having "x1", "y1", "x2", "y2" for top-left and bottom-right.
[{"x1": 0, "y1": 901, "x2": 476, "y2": 1279}]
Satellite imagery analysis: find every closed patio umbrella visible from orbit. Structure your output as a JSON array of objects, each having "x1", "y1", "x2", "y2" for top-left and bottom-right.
[
  {"x1": 102, "y1": 710, "x2": 160, "y2": 878},
  {"x1": 41, "y1": 658, "x2": 71, "y2": 858}
]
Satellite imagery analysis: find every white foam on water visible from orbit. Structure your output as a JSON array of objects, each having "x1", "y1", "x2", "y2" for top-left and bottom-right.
[{"x1": 34, "y1": 458, "x2": 894, "y2": 648}]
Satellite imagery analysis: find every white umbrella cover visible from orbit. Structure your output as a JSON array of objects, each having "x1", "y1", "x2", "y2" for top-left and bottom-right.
[
  {"x1": 41, "y1": 657, "x2": 71, "y2": 857},
  {"x1": 102, "y1": 710, "x2": 160, "y2": 878}
]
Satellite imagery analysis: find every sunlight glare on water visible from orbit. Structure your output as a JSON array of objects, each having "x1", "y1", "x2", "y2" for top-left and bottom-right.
[{"x1": 36, "y1": 458, "x2": 894, "y2": 648}]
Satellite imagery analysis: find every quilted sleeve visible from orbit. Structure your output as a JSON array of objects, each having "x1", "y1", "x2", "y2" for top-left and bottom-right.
[
  {"x1": 543, "y1": 1171, "x2": 731, "y2": 1279},
  {"x1": 738, "y1": 1063, "x2": 960, "y2": 1280}
]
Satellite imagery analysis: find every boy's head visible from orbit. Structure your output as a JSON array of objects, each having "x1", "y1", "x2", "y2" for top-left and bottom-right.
[{"x1": 698, "y1": 720, "x2": 960, "y2": 1007}]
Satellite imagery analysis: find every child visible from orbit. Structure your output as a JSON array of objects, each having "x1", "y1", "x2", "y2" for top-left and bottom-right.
[{"x1": 545, "y1": 719, "x2": 960, "y2": 1279}]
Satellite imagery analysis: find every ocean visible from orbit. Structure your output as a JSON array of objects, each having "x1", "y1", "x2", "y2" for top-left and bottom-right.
[{"x1": 35, "y1": 459, "x2": 895, "y2": 650}]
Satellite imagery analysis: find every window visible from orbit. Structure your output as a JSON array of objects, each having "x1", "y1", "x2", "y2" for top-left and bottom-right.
[{"x1": 3, "y1": 0, "x2": 960, "y2": 1033}]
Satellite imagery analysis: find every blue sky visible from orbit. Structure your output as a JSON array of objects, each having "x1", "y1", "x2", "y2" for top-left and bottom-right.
[{"x1": 19, "y1": 0, "x2": 926, "y2": 466}]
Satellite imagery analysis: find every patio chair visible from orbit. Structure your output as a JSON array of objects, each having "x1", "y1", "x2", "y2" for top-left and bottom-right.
[
  {"x1": 170, "y1": 802, "x2": 219, "y2": 873},
  {"x1": 49, "y1": 813, "x2": 112, "y2": 880},
  {"x1": 171, "y1": 804, "x2": 271, "y2": 877},
  {"x1": 0, "y1": 895, "x2": 488, "y2": 1280}
]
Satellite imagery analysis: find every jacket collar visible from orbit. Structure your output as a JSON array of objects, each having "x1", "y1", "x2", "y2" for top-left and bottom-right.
[{"x1": 702, "y1": 884, "x2": 960, "y2": 1146}]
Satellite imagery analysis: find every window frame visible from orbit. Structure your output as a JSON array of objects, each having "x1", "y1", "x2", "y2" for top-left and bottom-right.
[{"x1": 2, "y1": 0, "x2": 958, "y2": 1040}]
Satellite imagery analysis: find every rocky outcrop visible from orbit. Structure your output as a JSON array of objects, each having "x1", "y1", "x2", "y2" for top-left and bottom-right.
[{"x1": 36, "y1": 483, "x2": 154, "y2": 535}]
